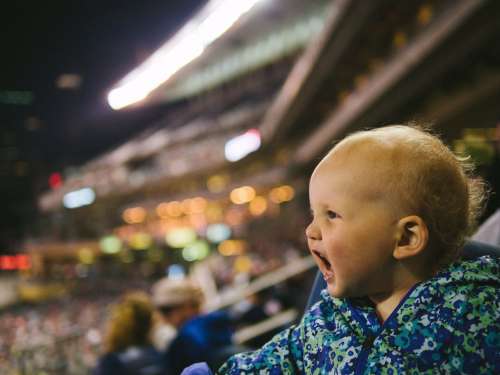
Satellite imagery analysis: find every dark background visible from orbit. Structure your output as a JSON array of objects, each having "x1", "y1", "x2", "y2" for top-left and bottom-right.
[{"x1": 0, "y1": 1, "x2": 206, "y2": 251}]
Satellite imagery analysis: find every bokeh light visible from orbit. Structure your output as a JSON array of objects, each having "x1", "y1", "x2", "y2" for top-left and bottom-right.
[
  {"x1": 182, "y1": 240, "x2": 210, "y2": 262},
  {"x1": 182, "y1": 197, "x2": 207, "y2": 214},
  {"x1": 230, "y1": 185, "x2": 256, "y2": 204},
  {"x1": 207, "y1": 174, "x2": 230, "y2": 193},
  {"x1": 156, "y1": 202, "x2": 170, "y2": 219},
  {"x1": 168, "y1": 264, "x2": 186, "y2": 279},
  {"x1": 225, "y1": 207, "x2": 245, "y2": 226},
  {"x1": 63, "y1": 187, "x2": 96, "y2": 209},
  {"x1": 234, "y1": 255, "x2": 252, "y2": 273},
  {"x1": 129, "y1": 232, "x2": 153, "y2": 250},
  {"x1": 205, "y1": 203, "x2": 223, "y2": 222},
  {"x1": 269, "y1": 185, "x2": 295, "y2": 204},
  {"x1": 99, "y1": 235, "x2": 122, "y2": 254},
  {"x1": 122, "y1": 206, "x2": 147, "y2": 224},
  {"x1": 206, "y1": 223, "x2": 232, "y2": 243},
  {"x1": 166, "y1": 201, "x2": 184, "y2": 217},
  {"x1": 249, "y1": 195, "x2": 267, "y2": 216},
  {"x1": 165, "y1": 227, "x2": 197, "y2": 248},
  {"x1": 78, "y1": 248, "x2": 95, "y2": 264},
  {"x1": 218, "y1": 239, "x2": 246, "y2": 256}
]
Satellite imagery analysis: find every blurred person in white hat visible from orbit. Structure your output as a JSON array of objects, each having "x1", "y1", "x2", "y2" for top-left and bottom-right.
[{"x1": 151, "y1": 278, "x2": 203, "y2": 351}]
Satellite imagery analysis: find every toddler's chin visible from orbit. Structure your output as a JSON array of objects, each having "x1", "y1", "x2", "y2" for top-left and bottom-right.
[{"x1": 327, "y1": 283, "x2": 343, "y2": 298}]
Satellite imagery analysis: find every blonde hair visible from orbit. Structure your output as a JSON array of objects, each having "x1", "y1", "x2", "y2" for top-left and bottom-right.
[
  {"x1": 151, "y1": 278, "x2": 203, "y2": 309},
  {"x1": 338, "y1": 123, "x2": 487, "y2": 268},
  {"x1": 103, "y1": 291, "x2": 154, "y2": 353}
]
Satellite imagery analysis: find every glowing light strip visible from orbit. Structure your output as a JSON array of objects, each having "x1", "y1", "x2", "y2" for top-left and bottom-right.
[
  {"x1": 225, "y1": 129, "x2": 261, "y2": 162},
  {"x1": 63, "y1": 187, "x2": 96, "y2": 209},
  {"x1": 108, "y1": 0, "x2": 264, "y2": 110}
]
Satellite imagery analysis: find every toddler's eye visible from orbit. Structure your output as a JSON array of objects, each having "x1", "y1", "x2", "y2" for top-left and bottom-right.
[{"x1": 327, "y1": 210, "x2": 338, "y2": 219}]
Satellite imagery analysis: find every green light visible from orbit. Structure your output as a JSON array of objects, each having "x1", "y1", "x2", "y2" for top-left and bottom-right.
[
  {"x1": 99, "y1": 235, "x2": 122, "y2": 254},
  {"x1": 165, "y1": 227, "x2": 197, "y2": 248},
  {"x1": 0, "y1": 91, "x2": 34, "y2": 105},
  {"x1": 182, "y1": 240, "x2": 210, "y2": 262}
]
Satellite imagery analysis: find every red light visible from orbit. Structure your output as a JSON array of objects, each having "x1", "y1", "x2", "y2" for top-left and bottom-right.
[
  {"x1": 0, "y1": 256, "x2": 16, "y2": 270},
  {"x1": 17, "y1": 255, "x2": 31, "y2": 270},
  {"x1": 0, "y1": 255, "x2": 31, "y2": 271},
  {"x1": 49, "y1": 172, "x2": 62, "y2": 189}
]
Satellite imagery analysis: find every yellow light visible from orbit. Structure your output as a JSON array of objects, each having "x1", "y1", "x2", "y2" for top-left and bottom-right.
[
  {"x1": 129, "y1": 232, "x2": 153, "y2": 250},
  {"x1": 78, "y1": 248, "x2": 94, "y2": 264},
  {"x1": 165, "y1": 227, "x2": 197, "y2": 248},
  {"x1": 190, "y1": 197, "x2": 208, "y2": 213},
  {"x1": 230, "y1": 186, "x2": 256, "y2": 204},
  {"x1": 234, "y1": 255, "x2": 252, "y2": 273},
  {"x1": 417, "y1": 5, "x2": 433, "y2": 25},
  {"x1": 207, "y1": 174, "x2": 229, "y2": 193},
  {"x1": 206, "y1": 203, "x2": 223, "y2": 222},
  {"x1": 166, "y1": 201, "x2": 183, "y2": 217},
  {"x1": 182, "y1": 197, "x2": 208, "y2": 215},
  {"x1": 269, "y1": 185, "x2": 295, "y2": 204},
  {"x1": 123, "y1": 206, "x2": 147, "y2": 224},
  {"x1": 156, "y1": 202, "x2": 170, "y2": 218},
  {"x1": 218, "y1": 239, "x2": 246, "y2": 256},
  {"x1": 393, "y1": 31, "x2": 407, "y2": 49},
  {"x1": 249, "y1": 196, "x2": 267, "y2": 216},
  {"x1": 280, "y1": 185, "x2": 295, "y2": 201},
  {"x1": 181, "y1": 199, "x2": 193, "y2": 214}
]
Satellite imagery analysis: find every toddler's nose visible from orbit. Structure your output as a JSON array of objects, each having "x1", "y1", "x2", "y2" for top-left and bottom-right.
[{"x1": 306, "y1": 222, "x2": 321, "y2": 241}]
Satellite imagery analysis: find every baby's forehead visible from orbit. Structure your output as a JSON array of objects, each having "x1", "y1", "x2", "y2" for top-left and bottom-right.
[
  {"x1": 322, "y1": 135, "x2": 409, "y2": 173},
  {"x1": 313, "y1": 134, "x2": 412, "y2": 204},
  {"x1": 333, "y1": 131, "x2": 409, "y2": 157}
]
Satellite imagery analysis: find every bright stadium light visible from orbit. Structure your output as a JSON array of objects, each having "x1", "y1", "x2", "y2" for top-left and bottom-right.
[
  {"x1": 63, "y1": 187, "x2": 96, "y2": 209},
  {"x1": 108, "y1": 0, "x2": 264, "y2": 110},
  {"x1": 225, "y1": 129, "x2": 261, "y2": 162}
]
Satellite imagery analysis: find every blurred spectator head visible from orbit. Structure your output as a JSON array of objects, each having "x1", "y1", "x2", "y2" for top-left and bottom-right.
[
  {"x1": 151, "y1": 278, "x2": 203, "y2": 327},
  {"x1": 103, "y1": 291, "x2": 153, "y2": 353}
]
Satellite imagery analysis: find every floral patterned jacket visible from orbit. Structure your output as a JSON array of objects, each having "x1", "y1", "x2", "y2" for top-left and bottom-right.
[{"x1": 218, "y1": 256, "x2": 499, "y2": 374}]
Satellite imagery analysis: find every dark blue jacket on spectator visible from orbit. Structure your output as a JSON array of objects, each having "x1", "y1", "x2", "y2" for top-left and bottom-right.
[
  {"x1": 94, "y1": 346, "x2": 166, "y2": 375},
  {"x1": 166, "y1": 311, "x2": 232, "y2": 374}
]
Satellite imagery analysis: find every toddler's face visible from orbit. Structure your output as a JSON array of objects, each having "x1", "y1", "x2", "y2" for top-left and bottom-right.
[{"x1": 306, "y1": 145, "x2": 400, "y2": 299}]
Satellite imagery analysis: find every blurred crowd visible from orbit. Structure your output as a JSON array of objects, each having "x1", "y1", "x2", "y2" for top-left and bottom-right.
[
  {"x1": 0, "y1": 248, "x2": 314, "y2": 375},
  {"x1": 1, "y1": 297, "x2": 108, "y2": 374}
]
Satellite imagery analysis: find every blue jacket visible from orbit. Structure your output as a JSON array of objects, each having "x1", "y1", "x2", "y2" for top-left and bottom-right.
[
  {"x1": 94, "y1": 346, "x2": 166, "y2": 375},
  {"x1": 166, "y1": 311, "x2": 233, "y2": 374},
  {"x1": 219, "y1": 256, "x2": 499, "y2": 374}
]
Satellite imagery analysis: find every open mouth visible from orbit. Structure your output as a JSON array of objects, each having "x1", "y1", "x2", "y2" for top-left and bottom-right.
[{"x1": 313, "y1": 250, "x2": 334, "y2": 281}]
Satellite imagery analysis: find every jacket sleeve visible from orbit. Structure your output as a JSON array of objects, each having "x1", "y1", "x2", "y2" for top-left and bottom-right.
[
  {"x1": 93, "y1": 353, "x2": 125, "y2": 375},
  {"x1": 216, "y1": 324, "x2": 304, "y2": 374},
  {"x1": 181, "y1": 363, "x2": 214, "y2": 375}
]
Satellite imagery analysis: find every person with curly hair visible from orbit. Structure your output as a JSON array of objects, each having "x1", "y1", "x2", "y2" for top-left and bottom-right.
[{"x1": 94, "y1": 291, "x2": 167, "y2": 375}]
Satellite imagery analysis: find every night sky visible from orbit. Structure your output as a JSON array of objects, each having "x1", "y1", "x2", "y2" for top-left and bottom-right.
[
  {"x1": 0, "y1": 1, "x2": 206, "y2": 250},
  {"x1": 1, "y1": 0, "x2": 205, "y2": 167}
]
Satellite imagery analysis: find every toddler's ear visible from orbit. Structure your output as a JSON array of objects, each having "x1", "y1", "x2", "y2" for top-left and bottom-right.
[{"x1": 393, "y1": 215, "x2": 428, "y2": 260}]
